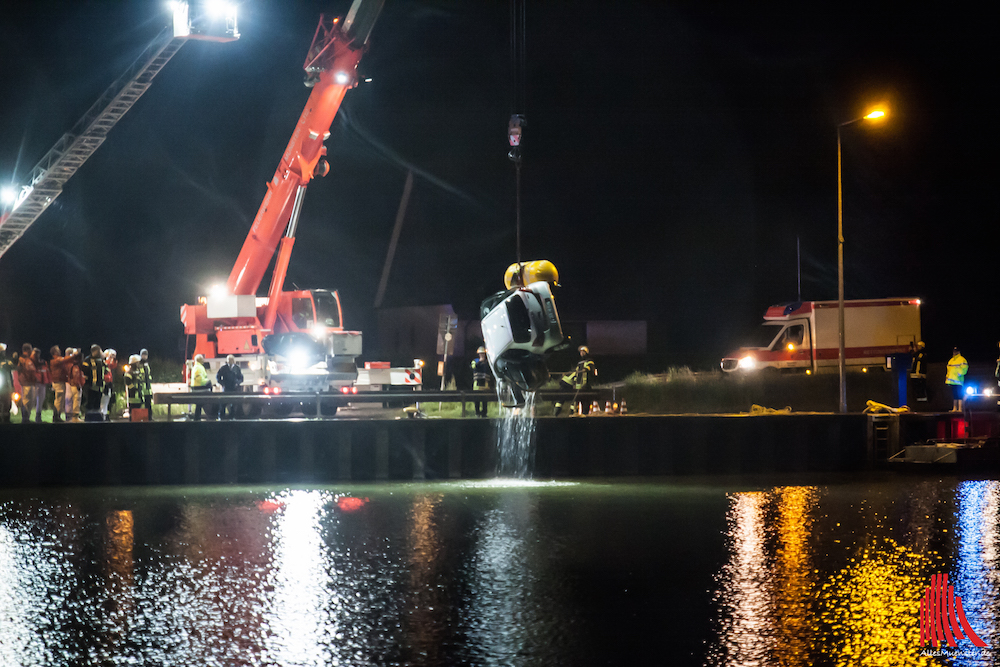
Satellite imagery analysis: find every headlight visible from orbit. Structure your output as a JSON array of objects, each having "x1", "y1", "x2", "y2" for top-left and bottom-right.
[
  {"x1": 966, "y1": 386, "x2": 976, "y2": 396},
  {"x1": 738, "y1": 356, "x2": 755, "y2": 370},
  {"x1": 288, "y1": 348, "x2": 310, "y2": 370}
]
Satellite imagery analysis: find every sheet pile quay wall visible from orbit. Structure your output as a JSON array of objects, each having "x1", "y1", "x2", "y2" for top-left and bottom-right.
[{"x1": 0, "y1": 415, "x2": 877, "y2": 487}]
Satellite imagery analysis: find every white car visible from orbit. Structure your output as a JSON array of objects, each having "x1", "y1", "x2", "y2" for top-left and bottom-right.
[{"x1": 480, "y1": 281, "x2": 564, "y2": 405}]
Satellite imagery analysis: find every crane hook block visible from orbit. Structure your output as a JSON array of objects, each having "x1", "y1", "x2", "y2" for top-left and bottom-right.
[{"x1": 508, "y1": 114, "x2": 525, "y2": 147}]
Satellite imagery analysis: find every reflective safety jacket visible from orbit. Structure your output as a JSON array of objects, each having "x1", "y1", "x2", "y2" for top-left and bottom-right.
[
  {"x1": 471, "y1": 358, "x2": 492, "y2": 390},
  {"x1": 562, "y1": 358, "x2": 597, "y2": 390},
  {"x1": 81, "y1": 356, "x2": 106, "y2": 392},
  {"x1": 189, "y1": 362, "x2": 210, "y2": 388},
  {"x1": 946, "y1": 354, "x2": 969, "y2": 386},
  {"x1": 124, "y1": 369, "x2": 147, "y2": 405}
]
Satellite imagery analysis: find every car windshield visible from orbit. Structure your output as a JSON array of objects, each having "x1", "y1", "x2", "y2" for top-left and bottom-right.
[{"x1": 746, "y1": 323, "x2": 784, "y2": 349}]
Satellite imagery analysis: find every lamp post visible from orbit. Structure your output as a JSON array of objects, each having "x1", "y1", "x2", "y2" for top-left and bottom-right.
[{"x1": 837, "y1": 108, "x2": 886, "y2": 413}]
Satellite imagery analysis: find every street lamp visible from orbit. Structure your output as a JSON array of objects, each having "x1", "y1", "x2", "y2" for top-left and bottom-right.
[{"x1": 837, "y1": 107, "x2": 887, "y2": 413}]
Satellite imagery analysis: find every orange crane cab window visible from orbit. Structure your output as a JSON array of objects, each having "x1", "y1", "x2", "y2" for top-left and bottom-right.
[
  {"x1": 313, "y1": 291, "x2": 343, "y2": 329},
  {"x1": 292, "y1": 297, "x2": 315, "y2": 330}
]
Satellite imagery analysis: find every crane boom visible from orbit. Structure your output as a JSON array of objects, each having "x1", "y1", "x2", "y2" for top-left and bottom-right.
[
  {"x1": 0, "y1": 2, "x2": 238, "y2": 259},
  {"x1": 180, "y1": 0, "x2": 383, "y2": 382},
  {"x1": 226, "y1": 1, "x2": 384, "y2": 297}
]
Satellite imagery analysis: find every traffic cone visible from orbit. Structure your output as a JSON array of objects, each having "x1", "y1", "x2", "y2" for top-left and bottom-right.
[
  {"x1": 620, "y1": 400, "x2": 627, "y2": 415},
  {"x1": 605, "y1": 400, "x2": 612, "y2": 413},
  {"x1": 591, "y1": 400, "x2": 600, "y2": 414}
]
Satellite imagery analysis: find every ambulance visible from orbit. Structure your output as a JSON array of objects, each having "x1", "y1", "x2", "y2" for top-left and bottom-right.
[{"x1": 721, "y1": 298, "x2": 921, "y2": 373}]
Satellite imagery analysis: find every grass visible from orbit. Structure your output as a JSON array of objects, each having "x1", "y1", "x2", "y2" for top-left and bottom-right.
[
  {"x1": 618, "y1": 367, "x2": 905, "y2": 414},
  {"x1": 8, "y1": 400, "x2": 174, "y2": 423},
  {"x1": 417, "y1": 394, "x2": 561, "y2": 419}
]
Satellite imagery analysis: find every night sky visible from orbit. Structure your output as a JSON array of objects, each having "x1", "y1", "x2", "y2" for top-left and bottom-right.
[{"x1": 1, "y1": 2, "x2": 997, "y2": 370}]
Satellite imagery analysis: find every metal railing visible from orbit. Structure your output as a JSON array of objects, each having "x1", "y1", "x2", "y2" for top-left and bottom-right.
[{"x1": 153, "y1": 389, "x2": 601, "y2": 421}]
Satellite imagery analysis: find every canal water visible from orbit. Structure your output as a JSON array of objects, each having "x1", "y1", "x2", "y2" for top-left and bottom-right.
[{"x1": 1, "y1": 473, "x2": 998, "y2": 666}]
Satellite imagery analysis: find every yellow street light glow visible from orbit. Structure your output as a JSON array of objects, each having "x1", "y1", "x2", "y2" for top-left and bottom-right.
[{"x1": 865, "y1": 109, "x2": 886, "y2": 120}]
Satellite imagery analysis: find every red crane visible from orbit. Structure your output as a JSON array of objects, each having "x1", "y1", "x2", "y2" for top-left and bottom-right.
[{"x1": 181, "y1": 0, "x2": 383, "y2": 387}]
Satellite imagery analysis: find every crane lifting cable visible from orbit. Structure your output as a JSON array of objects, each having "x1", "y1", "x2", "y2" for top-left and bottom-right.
[
  {"x1": 480, "y1": 0, "x2": 568, "y2": 408},
  {"x1": 508, "y1": 0, "x2": 526, "y2": 268}
]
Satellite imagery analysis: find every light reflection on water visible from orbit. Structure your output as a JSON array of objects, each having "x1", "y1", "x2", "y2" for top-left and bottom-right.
[
  {"x1": 0, "y1": 476, "x2": 999, "y2": 665},
  {"x1": 708, "y1": 480, "x2": 1000, "y2": 667}
]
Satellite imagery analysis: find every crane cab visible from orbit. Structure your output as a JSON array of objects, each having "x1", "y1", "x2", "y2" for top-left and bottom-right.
[
  {"x1": 277, "y1": 289, "x2": 362, "y2": 358},
  {"x1": 287, "y1": 289, "x2": 343, "y2": 333}
]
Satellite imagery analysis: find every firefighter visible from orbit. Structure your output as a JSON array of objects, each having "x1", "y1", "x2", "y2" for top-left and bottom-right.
[
  {"x1": 66, "y1": 348, "x2": 84, "y2": 422},
  {"x1": 17, "y1": 344, "x2": 38, "y2": 422},
  {"x1": 124, "y1": 355, "x2": 146, "y2": 414},
  {"x1": 100, "y1": 349, "x2": 118, "y2": 421},
  {"x1": 139, "y1": 349, "x2": 153, "y2": 418},
  {"x1": 554, "y1": 346, "x2": 597, "y2": 416},
  {"x1": 910, "y1": 341, "x2": 927, "y2": 402},
  {"x1": 31, "y1": 348, "x2": 49, "y2": 422},
  {"x1": 471, "y1": 346, "x2": 492, "y2": 417},
  {"x1": 1, "y1": 343, "x2": 22, "y2": 424},
  {"x1": 49, "y1": 345, "x2": 70, "y2": 422},
  {"x1": 946, "y1": 346, "x2": 969, "y2": 412},
  {"x1": 81, "y1": 344, "x2": 107, "y2": 419}
]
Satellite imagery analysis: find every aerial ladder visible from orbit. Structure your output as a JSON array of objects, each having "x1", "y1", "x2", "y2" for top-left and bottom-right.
[
  {"x1": 179, "y1": 0, "x2": 386, "y2": 402},
  {"x1": 0, "y1": 2, "x2": 239, "y2": 258}
]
